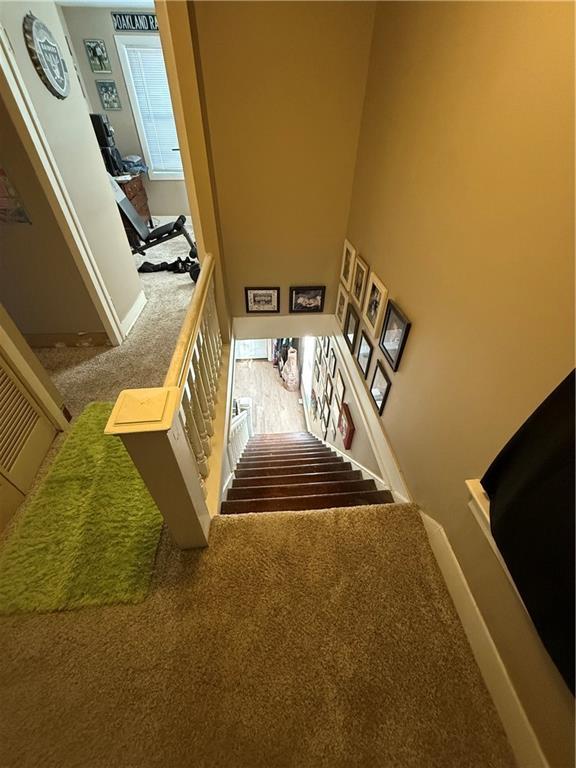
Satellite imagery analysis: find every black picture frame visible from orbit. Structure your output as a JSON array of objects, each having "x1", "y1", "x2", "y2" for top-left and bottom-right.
[
  {"x1": 328, "y1": 348, "x2": 337, "y2": 377},
  {"x1": 325, "y1": 376, "x2": 333, "y2": 405},
  {"x1": 289, "y1": 286, "x2": 325, "y2": 313},
  {"x1": 344, "y1": 303, "x2": 360, "y2": 353},
  {"x1": 323, "y1": 335, "x2": 330, "y2": 356},
  {"x1": 380, "y1": 300, "x2": 411, "y2": 371},
  {"x1": 356, "y1": 331, "x2": 373, "y2": 379},
  {"x1": 370, "y1": 360, "x2": 392, "y2": 415},
  {"x1": 335, "y1": 370, "x2": 345, "y2": 408},
  {"x1": 245, "y1": 287, "x2": 280, "y2": 314}
]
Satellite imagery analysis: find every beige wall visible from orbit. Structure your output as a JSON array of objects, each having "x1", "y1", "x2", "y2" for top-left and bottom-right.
[
  {"x1": 61, "y1": 5, "x2": 189, "y2": 217},
  {"x1": 346, "y1": 2, "x2": 575, "y2": 539},
  {"x1": 0, "y1": 0, "x2": 143, "y2": 329},
  {"x1": 0, "y1": 98, "x2": 104, "y2": 335},
  {"x1": 194, "y1": 1, "x2": 375, "y2": 317}
]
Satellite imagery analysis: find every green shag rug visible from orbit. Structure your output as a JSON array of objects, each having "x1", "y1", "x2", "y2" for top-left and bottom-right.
[{"x1": 0, "y1": 402, "x2": 162, "y2": 614}]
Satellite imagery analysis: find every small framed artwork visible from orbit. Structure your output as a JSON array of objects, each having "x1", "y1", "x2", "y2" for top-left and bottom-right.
[
  {"x1": 314, "y1": 360, "x2": 320, "y2": 383},
  {"x1": 95, "y1": 80, "x2": 121, "y2": 110},
  {"x1": 330, "y1": 416, "x2": 338, "y2": 441},
  {"x1": 336, "y1": 283, "x2": 348, "y2": 328},
  {"x1": 245, "y1": 287, "x2": 280, "y2": 313},
  {"x1": 289, "y1": 286, "x2": 325, "y2": 313},
  {"x1": 331, "y1": 396, "x2": 340, "y2": 427},
  {"x1": 380, "y1": 300, "x2": 411, "y2": 371},
  {"x1": 323, "y1": 397, "x2": 330, "y2": 425},
  {"x1": 84, "y1": 39, "x2": 111, "y2": 73},
  {"x1": 315, "y1": 340, "x2": 322, "y2": 363},
  {"x1": 370, "y1": 361, "x2": 392, "y2": 415},
  {"x1": 362, "y1": 271, "x2": 388, "y2": 339},
  {"x1": 325, "y1": 375, "x2": 333, "y2": 405},
  {"x1": 323, "y1": 336, "x2": 330, "y2": 356},
  {"x1": 335, "y1": 370, "x2": 345, "y2": 408},
  {"x1": 311, "y1": 389, "x2": 319, "y2": 421},
  {"x1": 351, "y1": 255, "x2": 369, "y2": 308},
  {"x1": 328, "y1": 348, "x2": 337, "y2": 377},
  {"x1": 338, "y1": 403, "x2": 355, "y2": 450},
  {"x1": 356, "y1": 331, "x2": 373, "y2": 379},
  {"x1": 343, "y1": 303, "x2": 360, "y2": 353},
  {"x1": 340, "y1": 239, "x2": 356, "y2": 291}
]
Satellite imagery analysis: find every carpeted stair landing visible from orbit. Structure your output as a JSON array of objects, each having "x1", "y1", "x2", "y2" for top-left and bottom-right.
[{"x1": 0, "y1": 504, "x2": 515, "y2": 767}]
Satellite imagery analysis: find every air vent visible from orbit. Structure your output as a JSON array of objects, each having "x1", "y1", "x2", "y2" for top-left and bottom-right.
[{"x1": 0, "y1": 363, "x2": 39, "y2": 474}]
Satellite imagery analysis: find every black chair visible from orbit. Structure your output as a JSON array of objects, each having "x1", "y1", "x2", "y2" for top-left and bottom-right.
[{"x1": 109, "y1": 174, "x2": 196, "y2": 258}]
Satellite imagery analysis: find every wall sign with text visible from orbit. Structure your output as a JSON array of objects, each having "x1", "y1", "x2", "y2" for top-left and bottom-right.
[{"x1": 111, "y1": 12, "x2": 158, "y2": 32}]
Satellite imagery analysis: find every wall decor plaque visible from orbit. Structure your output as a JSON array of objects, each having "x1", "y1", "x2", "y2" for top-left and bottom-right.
[
  {"x1": 111, "y1": 12, "x2": 158, "y2": 32},
  {"x1": 23, "y1": 13, "x2": 70, "y2": 99}
]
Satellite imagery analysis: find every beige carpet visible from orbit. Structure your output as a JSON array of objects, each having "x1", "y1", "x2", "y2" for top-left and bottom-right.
[{"x1": 0, "y1": 504, "x2": 515, "y2": 767}]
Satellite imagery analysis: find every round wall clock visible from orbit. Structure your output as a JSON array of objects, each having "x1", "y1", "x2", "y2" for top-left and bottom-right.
[{"x1": 22, "y1": 13, "x2": 70, "y2": 99}]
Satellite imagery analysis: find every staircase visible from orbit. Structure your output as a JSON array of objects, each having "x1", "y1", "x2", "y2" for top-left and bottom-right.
[{"x1": 221, "y1": 431, "x2": 394, "y2": 514}]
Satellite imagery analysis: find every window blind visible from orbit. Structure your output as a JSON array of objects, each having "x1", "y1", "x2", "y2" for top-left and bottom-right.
[{"x1": 125, "y1": 45, "x2": 182, "y2": 175}]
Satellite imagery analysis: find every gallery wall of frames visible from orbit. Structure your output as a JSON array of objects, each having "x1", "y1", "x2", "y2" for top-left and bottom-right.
[{"x1": 336, "y1": 238, "x2": 412, "y2": 420}]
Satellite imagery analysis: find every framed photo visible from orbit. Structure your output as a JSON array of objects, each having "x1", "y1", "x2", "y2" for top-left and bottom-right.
[
  {"x1": 338, "y1": 403, "x2": 355, "y2": 450},
  {"x1": 362, "y1": 271, "x2": 388, "y2": 339},
  {"x1": 323, "y1": 336, "x2": 330, "y2": 356},
  {"x1": 370, "y1": 361, "x2": 392, "y2": 416},
  {"x1": 245, "y1": 287, "x2": 280, "y2": 313},
  {"x1": 315, "y1": 340, "x2": 322, "y2": 363},
  {"x1": 330, "y1": 416, "x2": 338, "y2": 441},
  {"x1": 325, "y1": 375, "x2": 333, "y2": 405},
  {"x1": 328, "y1": 348, "x2": 337, "y2": 377},
  {"x1": 340, "y1": 239, "x2": 356, "y2": 291},
  {"x1": 322, "y1": 422, "x2": 329, "y2": 441},
  {"x1": 356, "y1": 331, "x2": 373, "y2": 379},
  {"x1": 351, "y1": 255, "x2": 369, "y2": 308},
  {"x1": 343, "y1": 303, "x2": 360, "y2": 353},
  {"x1": 84, "y1": 39, "x2": 111, "y2": 73},
  {"x1": 331, "y1": 396, "x2": 340, "y2": 427},
  {"x1": 289, "y1": 286, "x2": 325, "y2": 313},
  {"x1": 95, "y1": 80, "x2": 121, "y2": 110},
  {"x1": 380, "y1": 300, "x2": 411, "y2": 371},
  {"x1": 311, "y1": 389, "x2": 319, "y2": 421},
  {"x1": 336, "y1": 283, "x2": 348, "y2": 328},
  {"x1": 314, "y1": 360, "x2": 320, "y2": 383},
  {"x1": 335, "y1": 370, "x2": 345, "y2": 408}
]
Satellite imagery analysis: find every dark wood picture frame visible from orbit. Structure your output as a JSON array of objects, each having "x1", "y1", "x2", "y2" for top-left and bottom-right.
[
  {"x1": 289, "y1": 286, "x2": 325, "y2": 313},
  {"x1": 328, "y1": 348, "x2": 337, "y2": 377},
  {"x1": 245, "y1": 287, "x2": 280, "y2": 314},
  {"x1": 323, "y1": 335, "x2": 330, "y2": 356},
  {"x1": 379, "y1": 300, "x2": 411, "y2": 371},
  {"x1": 344, "y1": 303, "x2": 360, "y2": 353},
  {"x1": 370, "y1": 360, "x2": 392, "y2": 415},
  {"x1": 338, "y1": 403, "x2": 355, "y2": 450},
  {"x1": 356, "y1": 331, "x2": 373, "y2": 379}
]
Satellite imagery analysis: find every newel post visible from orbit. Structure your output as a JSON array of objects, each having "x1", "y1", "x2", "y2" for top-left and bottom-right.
[{"x1": 105, "y1": 387, "x2": 210, "y2": 549}]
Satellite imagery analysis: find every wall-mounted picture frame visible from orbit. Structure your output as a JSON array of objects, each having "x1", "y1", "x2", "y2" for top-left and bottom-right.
[
  {"x1": 323, "y1": 336, "x2": 330, "y2": 356},
  {"x1": 325, "y1": 375, "x2": 333, "y2": 405},
  {"x1": 356, "y1": 331, "x2": 373, "y2": 379},
  {"x1": 322, "y1": 397, "x2": 330, "y2": 425},
  {"x1": 340, "y1": 239, "x2": 356, "y2": 291},
  {"x1": 331, "y1": 396, "x2": 340, "y2": 427},
  {"x1": 245, "y1": 287, "x2": 280, "y2": 314},
  {"x1": 289, "y1": 286, "x2": 325, "y2": 313},
  {"x1": 315, "y1": 340, "x2": 322, "y2": 363},
  {"x1": 380, "y1": 300, "x2": 411, "y2": 371},
  {"x1": 328, "y1": 348, "x2": 337, "y2": 378},
  {"x1": 338, "y1": 403, "x2": 355, "y2": 450},
  {"x1": 322, "y1": 422, "x2": 329, "y2": 441},
  {"x1": 311, "y1": 388, "x2": 319, "y2": 421},
  {"x1": 335, "y1": 370, "x2": 345, "y2": 408},
  {"x1": 351, "y1": 255, "x2": 369, "y2": 308},
  {"x1": 362, "y1": 271, "x2": 388, "y2": 339},
  {"x1": 370, "y1": 361, "x2": 392, "y2": 415},
  {"x1": 84, "y1": 39, "x2": 112, "y2": 73},
  {"x1": 314, "y1": 360, "x2": 320, "y2": 383},
  {"x1": 336, "y1": 283, "x2": 348, "y2": 328},
  {"x1": 330, "y1": 416, "x2": 338, "y2": 442},
  {"x1": 95, "y1": 79, "x2": 121, "y2": 110},
  {"x1": 344, "y1": 303, "x2": 360, "y2": 353}
]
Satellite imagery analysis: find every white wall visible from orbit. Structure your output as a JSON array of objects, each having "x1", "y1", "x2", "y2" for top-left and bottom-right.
[{"x1": 0, "y1": 0, "x2": 143, "y2": 331}]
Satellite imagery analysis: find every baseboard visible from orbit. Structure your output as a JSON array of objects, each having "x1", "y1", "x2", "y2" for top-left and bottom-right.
[
  {"x1": 120, "y1": 291, "x2": 147, "y2": 337},
  {"x1": 25, "y1": 332, "x2": 110, "y2": 348},
  {"x1": 421, "y1": 512, "x2": 549, "y2": 768}
]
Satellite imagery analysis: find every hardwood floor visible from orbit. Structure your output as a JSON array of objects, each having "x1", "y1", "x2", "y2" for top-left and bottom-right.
[{"x1": 232, "y1": 359, "x2": 306, "y2": 434}]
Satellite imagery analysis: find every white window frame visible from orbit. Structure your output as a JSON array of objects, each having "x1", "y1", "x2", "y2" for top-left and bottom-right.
[{"x1": 115, "y1": 34, "x2": 183, "y2": 181}]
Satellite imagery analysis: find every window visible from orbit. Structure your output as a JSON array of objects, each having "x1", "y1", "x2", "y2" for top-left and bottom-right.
[{"x1": 115, "y1": 35, "x2": 183, "y2": 180}]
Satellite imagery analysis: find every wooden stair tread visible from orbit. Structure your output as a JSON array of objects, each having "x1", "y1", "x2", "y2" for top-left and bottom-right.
[
  {"x1": 242, "y1": 446, "x2": 334, "y2": 457},
  {"x1": 227, "y1": 479, "x2": 376, "y2": 500},
  {"x1": 221, "y1": 489, "x2": 394, "y2": 514},
  {"x1": 237, "y1": 455, "x2": 339, "y2": 468},
  {"x1": 235, "y1": 462, "x2": 351, "y2": 478},
  {"x1": 231, "y1": 470, "x2": 363, "y2": 487}
]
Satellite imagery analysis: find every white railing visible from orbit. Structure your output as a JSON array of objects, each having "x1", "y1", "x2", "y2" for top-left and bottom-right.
[
  {"x1": 105, "y1": 253, "x2": 225, "y2": 548},
  {"x1": 227, "y1": 405, "x2": 252, "y2": 470}
]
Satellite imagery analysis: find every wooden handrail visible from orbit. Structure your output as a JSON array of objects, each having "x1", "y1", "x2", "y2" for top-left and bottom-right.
[{"x1": 164, "y1": 252, "x2": 215, "y2": 389}]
